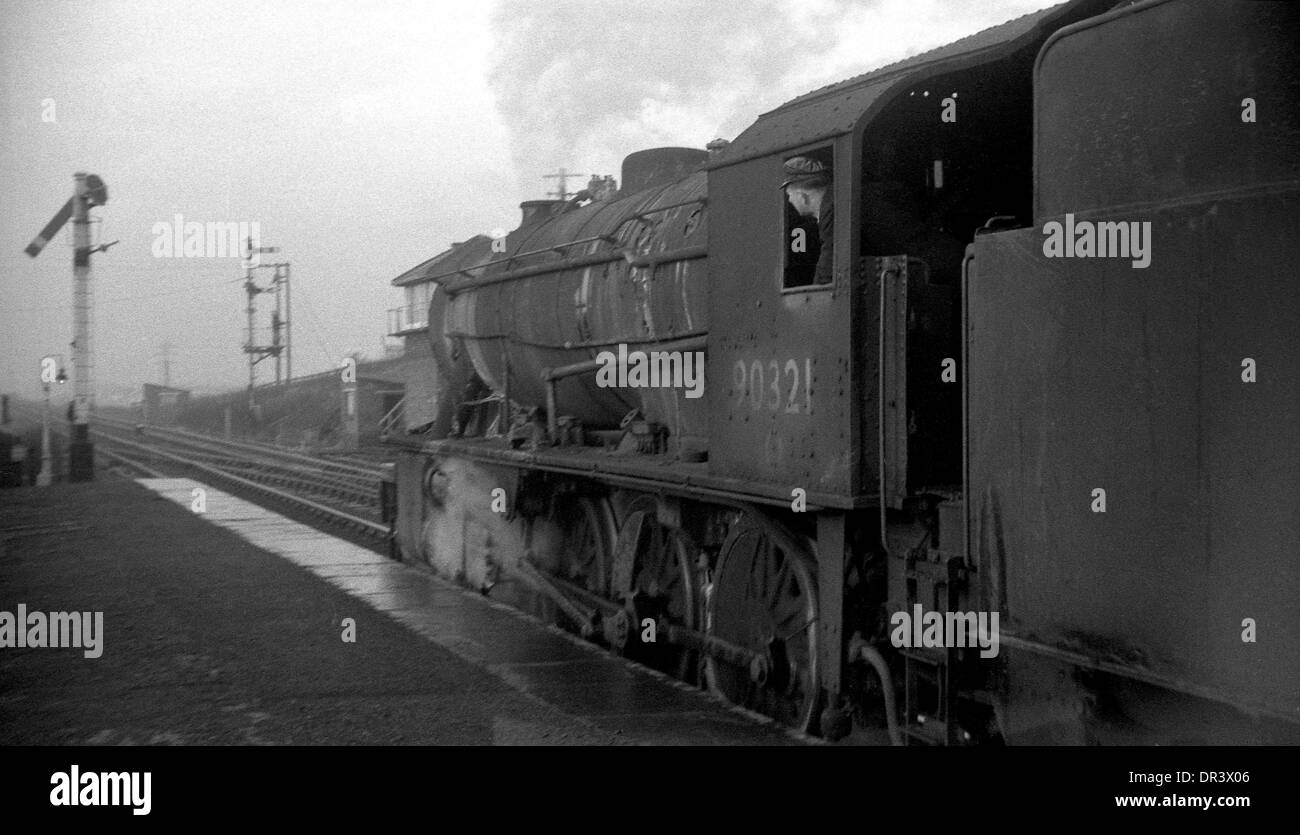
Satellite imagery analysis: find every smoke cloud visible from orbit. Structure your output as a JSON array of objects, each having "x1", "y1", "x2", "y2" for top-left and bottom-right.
[
  {"x1": 488, "y1": 0, "x2": 1062, "y2": 192},
  {"x1": 489, "y1": 0, "x2": 841, "y2": 189}
]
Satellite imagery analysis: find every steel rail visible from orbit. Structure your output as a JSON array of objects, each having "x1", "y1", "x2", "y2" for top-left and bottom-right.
[
  {"x1": 91, "y1": 431, "x2": 389, "y2": 539},
  {"x1": 95, "y1": 447, "x2": 169, "y2": 478},
  {"x1": 93, "y1": 424, "x2": 381, "y2": 513},
  {"x1": 94, "y1": 416, "x2": 389, "y2": 480},
  {"x1": 93, "y1": 421, "x2": 382, "y2": 503}
]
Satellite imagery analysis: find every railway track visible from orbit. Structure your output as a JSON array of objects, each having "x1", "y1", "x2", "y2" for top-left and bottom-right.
[
  {"x1": 6, "y1": 407, "x2": 393, "y2": 539},
  {"x1": 87, "y1": 416, "x2": 393, "y2": 541}
]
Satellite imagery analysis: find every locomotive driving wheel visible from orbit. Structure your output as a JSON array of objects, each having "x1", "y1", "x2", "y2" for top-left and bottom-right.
[
  {"x1": 706, "y1": 510, "x2": 821, "y2": 734},
  {"x1": 610, "y1": 499, "x2": 698, "y2": 683},
  {"x1": 551, "y1": 494, "x2": 614, "y2": 599},
  {"x1": 532, "y1": 493, "x2": 615, "y2": 628}
]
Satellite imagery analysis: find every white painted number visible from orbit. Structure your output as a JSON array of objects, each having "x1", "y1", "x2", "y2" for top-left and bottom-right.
[
  {"x1": 733, "y1": 357, "x2": 812, "y2": 415},
  {"x1": 784, "y1": 359, "x2": 799, "y2": 413}
]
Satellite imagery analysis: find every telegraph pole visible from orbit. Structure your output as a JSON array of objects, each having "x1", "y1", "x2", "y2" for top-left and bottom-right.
[
  {"x1": 543, "y1": 168, "x2": 586, "y2": 201},
  {"x1": 241, "y1": 239, "x2": 289, "y2": 411},
  {"x1": 269, "y1": 263, "x2": 291, "y2": 384},
  {"x1": 244, "y1": 253, "x2": 259, "y2": 409},
  {"x1": 159, "y1": 341, "x2": 173, "y2": 387},
  {"x1": 284, "y1": 263, "x2": 292, "y2": 384}
]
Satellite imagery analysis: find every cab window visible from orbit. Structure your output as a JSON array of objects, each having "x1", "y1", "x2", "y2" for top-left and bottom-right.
[{"x1": 781, "y1": 148, "x2": 834, "y2": 289}]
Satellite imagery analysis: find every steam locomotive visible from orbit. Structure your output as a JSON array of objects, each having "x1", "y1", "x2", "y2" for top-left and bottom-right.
[{"x1": 388, "y1": 0, "x2": 1300, "y2": 743}]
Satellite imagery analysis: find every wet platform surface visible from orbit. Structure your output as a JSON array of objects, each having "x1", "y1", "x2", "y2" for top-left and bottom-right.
[{"x1": 1, "y1": 478, "x2": 807, "y2": 745}]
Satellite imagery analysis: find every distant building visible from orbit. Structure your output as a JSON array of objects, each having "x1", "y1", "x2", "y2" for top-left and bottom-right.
[
  {"x1": 141, "y1": 383, "x2": 191, "y2": 426},
  {"x1": 386, "y1": 235, "x2": 495, "y2": 432}
]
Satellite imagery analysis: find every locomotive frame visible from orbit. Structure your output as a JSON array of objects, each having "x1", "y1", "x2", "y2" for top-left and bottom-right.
[{"x1": 388, "y1": 0, "x2": 1299, "y2": 744}]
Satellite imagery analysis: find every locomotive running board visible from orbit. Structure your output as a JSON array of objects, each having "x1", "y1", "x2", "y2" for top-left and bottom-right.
[{"x1": 418, "y1": 437, "x2": 880, "y2": 512}]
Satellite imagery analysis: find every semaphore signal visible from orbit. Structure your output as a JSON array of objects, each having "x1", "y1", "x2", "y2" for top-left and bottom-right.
[{"x1": 24, "y1": 173, "x2": 111, "y2": 482}]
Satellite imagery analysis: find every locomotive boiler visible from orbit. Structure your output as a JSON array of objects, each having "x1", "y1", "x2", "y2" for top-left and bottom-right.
[
  {"x1": 440, "y1": 149, "x2": 710, "y2": 449},
  {"x1": 390, "y1": 0, "x2": 1300, "y2": 744}
]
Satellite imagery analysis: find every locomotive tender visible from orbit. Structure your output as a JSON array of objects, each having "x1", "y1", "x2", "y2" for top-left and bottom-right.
[{"x1": 389, "y1": 0, "x2": 1300, "y2": 743}]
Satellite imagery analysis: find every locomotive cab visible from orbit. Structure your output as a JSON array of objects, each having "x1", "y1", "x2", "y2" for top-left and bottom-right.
[
  {"x1": 705, "y1": 0, "x2": 1112, "y2": 508},
  {"x1": 703, "y1": 0, "x2": 1117, "y2": 735}
]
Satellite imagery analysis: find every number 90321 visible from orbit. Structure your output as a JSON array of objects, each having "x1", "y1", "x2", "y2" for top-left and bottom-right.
[{"x1": 732, "y1": 357, "x2": 812, "y2": 414}]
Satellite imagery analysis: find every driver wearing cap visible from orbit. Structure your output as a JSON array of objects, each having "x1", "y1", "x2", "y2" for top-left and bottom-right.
[{"x1": 782, "y1": 156, "x2": 834, "y2": 285}]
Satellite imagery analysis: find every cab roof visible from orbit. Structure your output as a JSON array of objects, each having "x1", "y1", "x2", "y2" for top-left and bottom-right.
[{"x1": 710, "y1": 0, "x2": 1110, "y2": 168}]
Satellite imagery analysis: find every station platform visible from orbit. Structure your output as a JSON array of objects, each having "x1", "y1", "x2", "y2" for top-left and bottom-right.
[{"x1": 0, "y1": 478, "x2": 806, "y2": 746}]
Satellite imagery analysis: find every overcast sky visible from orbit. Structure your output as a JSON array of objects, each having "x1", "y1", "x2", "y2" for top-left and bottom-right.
[{"x1": 1, "y1": 0, "x2": 1058, "y2": 403}]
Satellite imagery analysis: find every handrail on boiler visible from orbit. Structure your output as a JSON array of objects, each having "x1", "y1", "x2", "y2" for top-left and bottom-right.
[
  {"x1": 439, "y1": 244, "x2": 707, "y2": 297},
  {"x1": 424, "y1": 196, "x2": 708, "y2": 293},
  {"x1": 541, "y1": 334, "x2": 708, "y2": 439},
  {"x1": 422, "y1": 235, "x2": 619, "y2": 286}
]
